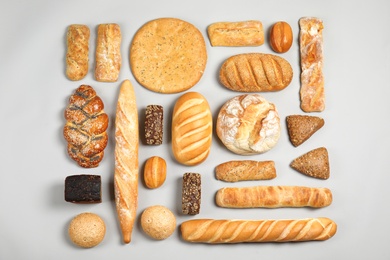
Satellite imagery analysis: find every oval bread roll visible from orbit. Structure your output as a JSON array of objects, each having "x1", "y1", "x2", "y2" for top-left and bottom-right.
[
  {"x1": 219, "y1": 53, "x2": 293, "y2": 92},
  {"x1": 216, "y1": 94, "x2": 280, "y2": 155},
  {"x1": 172, "y1": 92, "x2": 212, "y2": 166}
]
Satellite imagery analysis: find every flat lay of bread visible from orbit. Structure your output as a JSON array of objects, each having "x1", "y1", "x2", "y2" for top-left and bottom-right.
[{"x1": 61, "y1": 16, "x2": 334, "y2": 248}]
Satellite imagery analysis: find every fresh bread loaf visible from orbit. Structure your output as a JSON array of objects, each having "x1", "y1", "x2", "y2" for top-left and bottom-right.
[
  {"x1": 114, "y1": 80, "x2": 139, "y2": 244},
  {"x1": 207, "y1": 20, "x2": 264, "y2": 46},
  {"x1": 216, "y1": 94, "x2": 280, "y2": 155},
  {"x1": 66, "y1": 24, "x2": 90, "y2": 81},
  {"x1": 181, "y1": 218, "x2": 337, "y2": 243},
  {"x1": 63, "y1": 85, "x2": 108, "y2": 168},
  {"x1": 216, "y1": 186, "x2": 332, "y2": 208},
  {"x1": 219, "y1": 53, "x2": 293, "y2": 92},
  {"x1": 299, "y1": 17, "x2": 325, "y2": 112},
  {"x1": 215, "y1": 160, "x2": 276, "y2": 182},
  {"x1": 95, "y1": 23, "x2": 122, "y2": 82},
  {"x1": 172, "y1": 92, "x2": 212, "y2": 166}
]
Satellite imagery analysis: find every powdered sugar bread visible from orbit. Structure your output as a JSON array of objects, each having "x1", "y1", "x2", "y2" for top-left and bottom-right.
[
  {"x1": 114, "y1": 80, "x2": 139, "y2": 244},
  {"x1": 130, "y1": 18, "x2": 207, "y2": 93},
  {"x1": 216, "y1": 94, "x2": 280, "y2": 155}
]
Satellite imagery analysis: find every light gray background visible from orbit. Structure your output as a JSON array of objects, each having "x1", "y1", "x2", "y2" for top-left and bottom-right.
[{"x1": 0, "y1": 0, "x2": 389, "y2": 259}]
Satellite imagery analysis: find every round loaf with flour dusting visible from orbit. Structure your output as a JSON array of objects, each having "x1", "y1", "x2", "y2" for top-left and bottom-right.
[{"x1": 216, "y1": 94, "x2": 280, "y2": 155}]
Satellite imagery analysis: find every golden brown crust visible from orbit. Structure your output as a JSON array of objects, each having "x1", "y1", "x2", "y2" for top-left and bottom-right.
[
  {"x1": 181, "y1": 218, "x2": 337, "y2": 243},
  {"x1": 215, "y1": 186, "x2": 332, "y2": 208},
  {"x1": 66, "y1": 25, "x2": 90, "y2": 81},
  {"x1": 172, "y1": 92, "x2": 212, "y2": 166},
  {"x1": 95, "y1": 23, "x2": 122, "y2": 82},
  {"x1": 68, "y1": 212, "x2": 106, "y2": 248},
  {"x1": 299, "y1": 17, "x2": 325, "y2": 112},
  {"x1": 215, "y1": 160, "x2": 276, "y2": 182},
  {"x1": 130, "y1": 18, "x2": 207, "y2": 93},
  {"x1": 219, "y1": 53, "x2": 293, "y2": 92},
  {"x1": 207, "y1": 20, "x2": 264, "y2": 46},
  {"x1": 114, "y1": 80, "x2": 139, "y2": 244},
  {"x1": 141, "y1": 205, "x2": 176, "y2": 240},
  {"x1": 144, "y1": 156, "x2": 167, "y2": 189},
  {"x1": 63, "y1": 85, "x2": 108, "y2": 168}
]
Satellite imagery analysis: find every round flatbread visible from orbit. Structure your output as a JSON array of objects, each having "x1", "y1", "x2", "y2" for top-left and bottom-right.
[{"x1": 130, "y1": 18, "x2": 207, "y2": 94}]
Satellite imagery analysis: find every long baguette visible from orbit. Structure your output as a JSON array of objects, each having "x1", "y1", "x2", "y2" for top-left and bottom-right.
[
  {"x1": 114, "y1": 80, "x2": 139, "y2": 244},
  {"x1": 181, "y1": 218, "x2": 337, "y2": 243},
  {"x1": 216, "y1": 186, "x2": 332, "y2": 208}
]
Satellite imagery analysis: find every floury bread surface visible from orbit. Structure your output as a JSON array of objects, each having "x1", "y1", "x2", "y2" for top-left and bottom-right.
[
  {"x1": 181, "y1": 218, "x2": 337, "y2": 243},
  {"x1": 114, "y1": 80, "x2": 139, "y2": 244},
  {"x1": 172, "y1": 92, "x2": 212, "y2": 166},
  {"x1": 216, "y1": 94, "x2": 280, "y2": 155}
]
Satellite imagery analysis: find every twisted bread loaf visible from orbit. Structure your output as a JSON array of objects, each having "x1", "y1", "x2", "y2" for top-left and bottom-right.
[
  {"x1": 114, "y1": 80, "x2": 139, "y2": 244},
  {"x1": 181, "y1": 218, "x2": 337, "y2": 243},
  {"x1": 63, "y1": 85, "x2": 108, "y2": 168},
  {"x1": 219, "y1": 53, "x2": 293, "y2": 92},
  {"x1": 216, "y1": 186, "x2": 332, "y2": 208}
]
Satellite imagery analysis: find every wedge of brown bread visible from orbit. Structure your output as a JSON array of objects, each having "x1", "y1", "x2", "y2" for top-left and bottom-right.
[
  {"x1": 181, "y1": 218, "x2": 337, "y2": 243},
  {"x1": 216, "y1": 185, "x2": 332, "y2": 208},
  {"x1": 219, "y1": 53, "x2": 293, "y2": 92}
]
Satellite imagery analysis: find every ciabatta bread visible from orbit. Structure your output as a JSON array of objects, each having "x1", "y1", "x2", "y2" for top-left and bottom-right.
[
  {"x1": 299, "y1": 17, "x2": 325, "y2": 112},
  {"x1": 114, "y1": 80, "x2": 139, "y2": 244},
  {"x1": 63, "y1": 85, "x2": 108, "y2": 168},
  {"x1": 181, "y1": 218, "x2": 337, "y2": 243},
  {"x1": 172, "y1": 92, "x2": 212, "y2": 166},
  {"x1": 216, "y1": 185, "x2": 332, "y2": 208},
  {"x1": 219, "y1": 53, "x2": 293, "y2": 92},
  {"x1": 216, "y1": 94, "x2": 280, "y2": 155}
]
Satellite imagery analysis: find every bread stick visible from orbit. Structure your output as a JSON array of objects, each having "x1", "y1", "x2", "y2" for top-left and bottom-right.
[
  {"x1": 216, "y1": 186, "x2": 332, "y2": 208},
  {"x1": 114, "y1": 80, "x2": 139, "y2": 243},
  {"x1": 215, "y1": 160, "x2": 276, "y2": 182},
  {"x1": 181, "y1": 218, "x2": 337, "y2": 243}
]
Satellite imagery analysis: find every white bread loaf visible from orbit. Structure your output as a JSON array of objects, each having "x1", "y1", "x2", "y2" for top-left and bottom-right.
[
  {"x1": 181, "y1": 218, "x2": 337, "y2": 243},
  {"x1": 216, "y1": 94, "x2": 280, "y2": 155},
  {"x1": 172, "y1": 92, "x2": 212, "y2": 166},
  {"x1": 114, "y1": 80, "x2": 139, "y2": 244}
]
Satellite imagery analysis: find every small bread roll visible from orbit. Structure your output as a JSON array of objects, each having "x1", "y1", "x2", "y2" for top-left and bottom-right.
[
  {"x1": 141, "y1": 205, "x2": 176, "y2": 240},
  {"x1": 172, "y1": 92, "x2": 212, "y2": 165},
  {"x1": 216, "y1": 94, "x2": 280, "y2": 155},
  {"x1": 68, "y1": 212, "x2": 106, "y2": 248}
]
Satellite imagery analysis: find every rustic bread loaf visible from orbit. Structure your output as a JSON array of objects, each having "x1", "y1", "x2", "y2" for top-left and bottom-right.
[{"x1": 66, "y1": 24, "x2": 90, "y2": 81}]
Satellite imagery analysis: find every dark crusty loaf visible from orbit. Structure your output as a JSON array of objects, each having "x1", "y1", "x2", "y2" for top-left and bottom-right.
[{"x1": 63, "y1": 85, "x2": 108, "y2": 168}]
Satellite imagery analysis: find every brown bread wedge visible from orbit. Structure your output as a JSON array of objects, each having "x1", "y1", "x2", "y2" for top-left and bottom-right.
[
  {"x1": 286, "y1": 115, "x2": 324, "y2": 147},
  {"x1": 290, "y1": 147, "x2": 330, "y2": 180}
]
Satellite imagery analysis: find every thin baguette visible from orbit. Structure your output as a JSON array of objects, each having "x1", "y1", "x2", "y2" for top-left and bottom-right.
[
  {"x1": 114, "y1": 80, "x2": 139, "y2": 243},
  {"x1": 216, "y1": 185, "x2": 332, "y2": 208},
  {"x1": 215, "y1": 160, "x2": 276, "y2": 182},
  {"x1": 181, "y1": 218, "x2": 337, "y2": 243}
]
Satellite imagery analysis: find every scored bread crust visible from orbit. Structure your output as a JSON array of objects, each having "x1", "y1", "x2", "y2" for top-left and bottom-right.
[
  {"x1": 215, "y1": 185, "x2": 332, "y2": 208},
  {"x1": 172, "y1": 92, "x2": 212, "y2": 166},
  {"x1": 114, "y1": 80, "x2": 139, "y2": 244},
  {"x1": 181, "y1": 218, "x2": 337, "y2": 243},
  {"x1": 216, "y1": 94, "x2": 280, "y2": 155},
  {"x1": 219, "y1": 53, "x2": 293, "y2": 92}
]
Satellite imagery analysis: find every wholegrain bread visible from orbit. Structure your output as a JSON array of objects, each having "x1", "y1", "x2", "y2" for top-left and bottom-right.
[
  {"x1": 66, "y1": 24, "x2": 90, "y2": 81},
  {"x1": 215, "y1": 160, "x2": 276, "y2": 182}
]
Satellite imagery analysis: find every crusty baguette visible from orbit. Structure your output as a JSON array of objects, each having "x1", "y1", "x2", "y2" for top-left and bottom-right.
[
  {"x1": 181, "y1": 218, "x2": 337, "y2": 243},
  {"x1": 172, "y1": 92, "x2": 212, "y2": 166},
  {"x1": 215, "y1": 160, "x2": 276, "y2": 182},
  {"x1": 299, "y1": 17, "x2": 325, "y2": 112},
  {"x1": 219, "y1": 53, "x2": 293, "y2": 92},
  {"x1": 66, "y1": 24, "x2": 90, "y2": 81},
  {"x1": 207, "y1": 20, "x2": 264, "y2": 46},
  {"x1": 216, "y1": 186, "x2": 332, "y2": 208},
  {"x1": 95, "y1": 23, "x2": 122, "y2": 82},
  {"x1": 114, "y1": 80, "x2": 139, "y2": 244}
]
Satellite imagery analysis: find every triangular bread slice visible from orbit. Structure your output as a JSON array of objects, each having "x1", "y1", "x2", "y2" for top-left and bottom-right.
[
  {"x1": 290, "y1": 147, "x2": 329, "y2": 179},
  {"x1": 286, "y1": 115, "x2": 324, "y2": 147}
]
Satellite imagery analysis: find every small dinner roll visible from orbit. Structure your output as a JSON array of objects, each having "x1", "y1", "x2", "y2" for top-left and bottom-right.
[
  {"x1": 68, "y1": 212, "x2": 106, "y2": 248},
  {"x1": 141, "y1": 205, "x2": 176, "y2": 240}
]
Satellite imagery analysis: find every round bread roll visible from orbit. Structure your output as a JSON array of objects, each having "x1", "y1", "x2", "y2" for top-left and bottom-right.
[
  {"x1": 216, "y1": 94, "x2": 280, "y2": 155},
  {"x1": 68, "y1": 212, "x2": 106, "y2": 248},
  {"x1": 141, "y1": 205, "x2": 176, "y2": 240},
  {"x1": 130, "y1": 18, "x2": 207, "y2": 94}
]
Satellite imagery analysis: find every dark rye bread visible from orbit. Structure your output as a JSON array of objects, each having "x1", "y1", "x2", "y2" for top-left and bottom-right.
[{"x1": 182, "y1": 173, "x2": 201, "y2": 215}]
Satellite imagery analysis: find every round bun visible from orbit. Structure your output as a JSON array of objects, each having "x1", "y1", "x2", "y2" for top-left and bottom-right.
[
  {"x1": 141, "y1": 205, "x2": 176, "y2": 240},
  {"x1": 216, "y1": 94, "x2": 280, "y2": 155},
  {"x1": 68, "y1": 212, "x2": 106, "y2": 248},
  {"x1": 130, "y1": 18, "x2": 207, "y2": 94}
]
